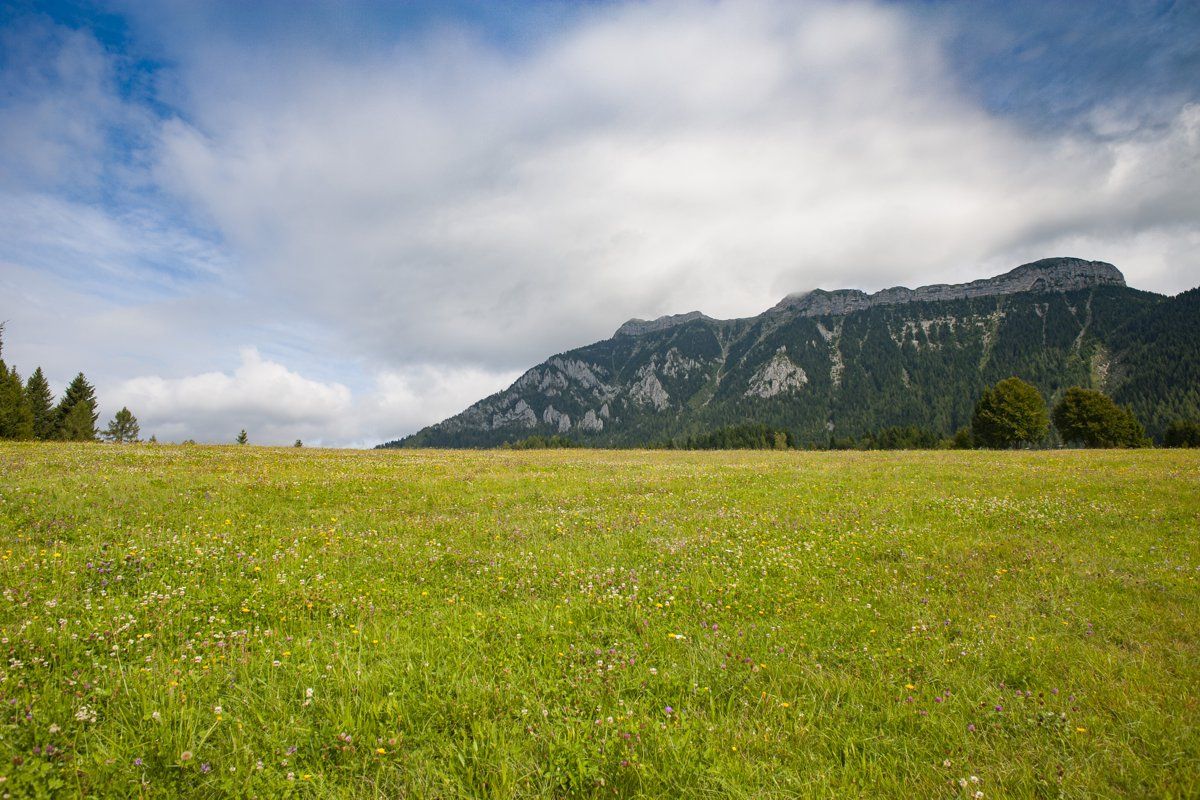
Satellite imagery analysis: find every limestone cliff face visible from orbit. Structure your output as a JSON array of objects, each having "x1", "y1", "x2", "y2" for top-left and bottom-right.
[
  {"x1": 608, "y1": 259, "x2": 1123, "y2": 340},
  {"x1": 770, "y1": 258, "x2": 1125, "y2": 323},
  {"x1": 381, "y1": 257, "x2": 1190, "y2": 448}
]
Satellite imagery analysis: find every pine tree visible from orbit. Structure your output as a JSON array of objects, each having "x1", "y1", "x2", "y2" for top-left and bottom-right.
[
  {"x1": 294, "y1": 439, "x2": 303, "y2": 447},
  {"x1": 236, "y1": 429, "x2": 248, "y2": 445},
  {"x1": 0, "y1": 364, "x2": 34, "y2": 440},
  {"x1": 24, "y1": 367, "x2": 55, "y2": 440},
  {"x1": 54, "y1": 373, "x2": 99, "y2": 441},
  {"x1": 103, "y1": 407, "x2": 141, "y2": 443}
]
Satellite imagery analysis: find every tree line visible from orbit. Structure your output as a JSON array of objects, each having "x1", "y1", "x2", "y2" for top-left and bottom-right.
[
  {"x1": 506, "y1": 377, "x2": 1199, "y2": 451},
  {"x1": 0, "y1": 324, "x2": 142, "y2": 443}
]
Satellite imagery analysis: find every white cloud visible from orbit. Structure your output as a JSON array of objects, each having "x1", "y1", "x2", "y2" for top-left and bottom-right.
[
  {"x1": 4, "y1": 1, "x2": 1200, "y2": 446},
  {"x1": 110, "y1": 348, "x2": 349, "y2": 444},
  {"x1": 149, "y1": 0, "x2": 1200, "y2": 375},
  {"x1": 105, "y1": 348, "x2": 515, "y2": 446}
]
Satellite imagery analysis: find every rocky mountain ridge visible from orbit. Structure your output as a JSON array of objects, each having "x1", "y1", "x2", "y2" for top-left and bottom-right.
[
  {"x1": 618, "y1": 257, "x2": 1125, "y2": 338},
  {"x1": 382, "y1": 258, "x2": 1196, "y2": 448}
]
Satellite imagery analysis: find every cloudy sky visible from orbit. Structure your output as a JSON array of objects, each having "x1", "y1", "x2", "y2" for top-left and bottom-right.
[{"x1": 2, "y1": 0, "x2": 1198, "y2": 446}]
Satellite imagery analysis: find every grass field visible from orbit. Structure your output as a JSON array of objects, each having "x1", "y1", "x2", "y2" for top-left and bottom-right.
[{"x1": 0, "y1": 444, "x2": 1197, "y2": 798}]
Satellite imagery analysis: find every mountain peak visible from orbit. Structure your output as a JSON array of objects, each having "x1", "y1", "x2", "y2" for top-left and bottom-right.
[
  {"x1": 769, "y1": 257, "x2": 1125, "y2": 317},
  {"x1": 615, "y1": 310, "x2": 712, "y2": 338}
]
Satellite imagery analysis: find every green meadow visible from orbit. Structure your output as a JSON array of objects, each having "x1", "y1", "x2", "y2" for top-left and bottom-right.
[{"x1": 0, "y1": 443, "x2": 1197, "y2": 798}]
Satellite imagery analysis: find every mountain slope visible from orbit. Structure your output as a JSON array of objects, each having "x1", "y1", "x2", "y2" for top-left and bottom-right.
[{"x1": 381, "y1": 258, "x2": 1197, "y2": 448}]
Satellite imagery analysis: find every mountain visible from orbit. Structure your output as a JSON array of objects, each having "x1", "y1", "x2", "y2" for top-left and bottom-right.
[{"x1": 380, "y1": 258, "x2": 1199, "y2": 448}]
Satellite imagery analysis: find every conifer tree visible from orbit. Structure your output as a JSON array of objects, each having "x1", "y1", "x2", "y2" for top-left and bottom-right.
[
  {"x1": 54, "y1": 373, "x2": 99, "y2": 441},
  {"x1": 57, "y1": 398, "x2": 97, "y2": 441},
  {"x1": 236, "y1": 429, "x2": 248, "y2": 445},
  {"x1": 103, "y1": 407, "x2": 141, "y2": 443},
  {"x1": 24, "y1": 367, "x2": 55, "y2": 440},
  {"x1": 0, "y1": 364, "x2": 34, "y2": 440}
]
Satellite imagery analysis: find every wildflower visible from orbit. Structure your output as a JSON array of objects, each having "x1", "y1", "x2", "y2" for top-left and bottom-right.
[
  {"x1": 664, "y1": 706, "x2": 674, "y2": 715},
  {"x1": 181, "y1": 751, "x2": 193, "y2": 762},
  {"x1": 134, "y1": 758, "x2": 143, "y2": 767},
  {"x1": 48, "y1": 724, "x2": 60, "y2": 734},
  {"x1": 376, "y1": 747, "x2": 386, "y2": 754},
  {"x1": 200, "y1": 763, "x2": 211, "y2": 773}
]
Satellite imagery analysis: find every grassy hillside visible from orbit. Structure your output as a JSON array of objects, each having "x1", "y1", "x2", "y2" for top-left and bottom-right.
[{"x1": 1, "y1": 444, "x2": 1197, "y2": 797}]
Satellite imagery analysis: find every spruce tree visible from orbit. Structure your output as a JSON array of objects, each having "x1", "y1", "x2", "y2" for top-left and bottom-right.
[
  {"x1": 236, "y1": 429, "x2": 248, "y2": 445},
  {"x1": 58, "y1": 400, "x2": 97, "y2": 441},
  {"x1": 0, "y1": 364, "x2": 34, "y2": 440},
  {"x1": 103, "y1": 407, "x2": 141, "y2": 443},
  {"x1": 54, "y1": 373, "x2": 99, "y2": 440},
  {"x1": 24, "y1": 367, "x2": 55, "y2": 440}
]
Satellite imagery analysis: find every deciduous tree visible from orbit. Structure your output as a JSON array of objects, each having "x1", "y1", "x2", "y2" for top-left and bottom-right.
[
  {"x1": 971, "y1": 377, "x2": 1048, "y2": 448},
  {"x1": 1053, "y1": 387, "x2": 1147, "y2": 448}
]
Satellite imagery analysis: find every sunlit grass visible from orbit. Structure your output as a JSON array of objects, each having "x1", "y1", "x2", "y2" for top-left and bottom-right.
[{"x1": 0, "y1": 444, "x2": 1197, "y2": 797}]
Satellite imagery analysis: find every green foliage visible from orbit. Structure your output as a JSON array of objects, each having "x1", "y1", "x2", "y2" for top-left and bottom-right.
[
  {"x1": 504, "y1": 434, "x2": 580, "y2": 449},
  {"x1": 1107, "y1": 287, "x2": 1200, "y2": 439},
  {"x1": 856, "y1": 425, "x2": 940, "y2": 450},
  {"x1": 0, "y1": 445, "x2": 1198, "y2": 796},
  {"x1": 57, "y1": 398, "x2": 98, "y2": 441},
  {"x1": 24, "y1": 367, "x2": 55, "y2": 440},
  {"x1": 54, "y1": 373, "x2": 99, "y2": 441},
  {"x1": 1052, "y1": 387, "x2": 1148, "y2": 448},
  {"x1": 949, "y1": 426, "x2": 974, "y2": 449},
  {"x1": 236, "y1": 429, "x2": 248, "y2": 445},
  {"x1": 1162, "y1": 419, "x2": 1200, "y2": 448},
  {"x1": 103, "y1": 406, "x2": 141, "y2": 443},
  {"x1": 294, "y1": 439, "x2": 303, "y2": 448},
  {"x1": 680, "y1": 423, "x2": 794, "y2": 450},
  {"x1": 0, "y1": 363, "x2": 35, "y2": 440},
  {"x1": 971, "y1": 377, "x2": 1049, "y2": 448}
]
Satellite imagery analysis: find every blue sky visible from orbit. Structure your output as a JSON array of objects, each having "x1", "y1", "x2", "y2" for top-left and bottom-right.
[{"x1": 2, "y1": 0, "x2": 1198, "y2": 445}]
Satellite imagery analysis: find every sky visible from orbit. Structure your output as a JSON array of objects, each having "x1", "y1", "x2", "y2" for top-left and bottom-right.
[{"x1": 1, "y1": 0, "x2": 1198, "y2": 447}]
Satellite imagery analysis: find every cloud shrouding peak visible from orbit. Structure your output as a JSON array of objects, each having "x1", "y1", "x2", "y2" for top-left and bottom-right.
[{"x1": 1, "y1": 0, "x2": 1198, "y2": 445}]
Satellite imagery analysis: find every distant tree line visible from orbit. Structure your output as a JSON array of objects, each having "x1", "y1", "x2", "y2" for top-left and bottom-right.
[
  {"x1": 676, "y1": 423, "x2": 795, "y2": 450},
  {"x1": 644, "y1": 378, "x2": 1192, "y2": 452},
  {"x1": 502, "y1": 434, "x2": 582, "y2": 449},
  {"x1": 0, "y1": 324, "x2": 142, "y2": 443}
]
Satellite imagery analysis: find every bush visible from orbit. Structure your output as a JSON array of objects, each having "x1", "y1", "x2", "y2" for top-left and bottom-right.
[{"x1": 1163, "y1": 419, "x2": 1200, "y2": 448}]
